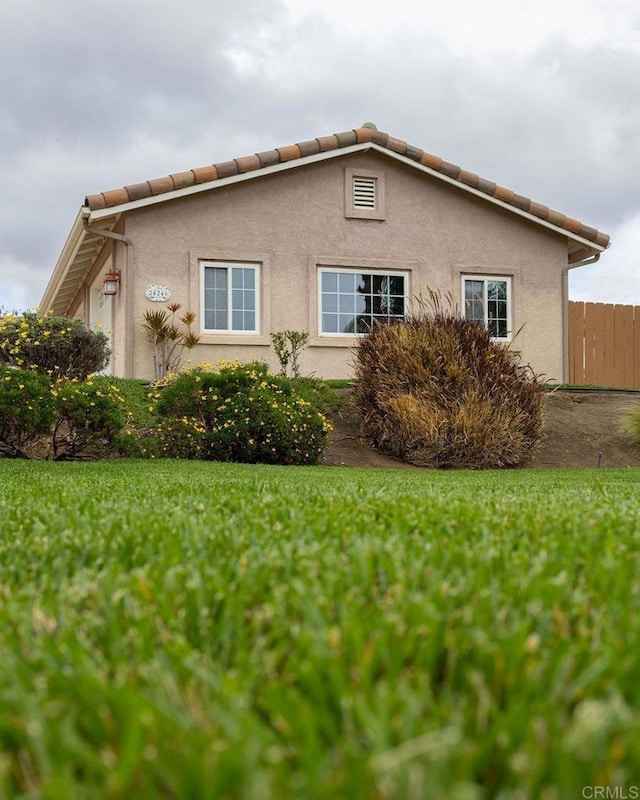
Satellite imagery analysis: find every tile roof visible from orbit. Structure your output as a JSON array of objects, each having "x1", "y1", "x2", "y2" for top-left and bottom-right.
[{"x1": 85, "y1": 123, "x2": 610, "y2": 249}]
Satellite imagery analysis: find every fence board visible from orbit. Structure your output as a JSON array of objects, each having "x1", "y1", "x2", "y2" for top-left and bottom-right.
[
  {"x1": 568, "y1": 301, "x2": 583, "y2": 385},
  {"x1": 568, "y1": 301, "x2": 640, "y2": 389}
]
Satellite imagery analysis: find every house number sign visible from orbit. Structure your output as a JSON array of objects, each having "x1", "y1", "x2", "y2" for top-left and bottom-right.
[{"x1": 145, "y1": 284, "x2": 172, "y2": 302}]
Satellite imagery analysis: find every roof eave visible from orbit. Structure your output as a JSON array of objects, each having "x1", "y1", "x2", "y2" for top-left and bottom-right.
[{"x1": 39, "y1": 210, "x2": 87, "y2": 314}]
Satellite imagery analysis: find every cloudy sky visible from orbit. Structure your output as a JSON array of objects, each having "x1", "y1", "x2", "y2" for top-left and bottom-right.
[{"x1": 1, "y1": 0, "x2": 639, "y2": 312}]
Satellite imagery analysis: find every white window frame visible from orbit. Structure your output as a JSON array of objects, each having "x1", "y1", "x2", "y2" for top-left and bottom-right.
[
  {"x1": 200, "y1": 261, "x2": 260, "y2": 335},
  {"x1": 318, "y1": 267, "x2": 409, "y2": 338},
  {"x1": 461, "y1": 274, "x2": 512, "y2": 342}
]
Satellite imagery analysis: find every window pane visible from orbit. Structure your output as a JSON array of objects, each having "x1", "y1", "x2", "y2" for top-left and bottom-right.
[
  {"x1": 232, "y1": 289, "x2": 244, "y2": 310},
  {"x1": 243, "y1": 269, "x2": 255, "y2": 291},
  {"x1": 339, "y1": 294, "x2": 354, "y2": 313},
  {"x1": 232, "y1": 310, "x2": 244, "y2": 330},
  {"x1": 464, "y1": 280, "x2": 484, "y2": 324},
  {"x1": 323, "y1": 313, "x2": 339, "y2": 333},
  {"x1": 339, "y1": 273, "x2": 356, "y2": 293},
  {"x1": 340, "y1": 314, "x2": 358, "y2": 333},
  {"x1": 322, "y1": 272, "x2": 338, "y2": 292},
  {"x1": 323, "y1": 294, "x2": 338, "y2": 313}
]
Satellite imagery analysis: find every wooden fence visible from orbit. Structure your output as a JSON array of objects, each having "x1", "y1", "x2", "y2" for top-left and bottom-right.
[{"x1": 568, "y1": 301, "x2": 640, "y2": 389}]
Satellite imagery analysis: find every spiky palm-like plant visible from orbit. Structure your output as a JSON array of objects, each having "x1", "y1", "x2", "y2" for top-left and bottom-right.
[{"x1": 140, "y1": 304, "x2": 200, "y2": 380}]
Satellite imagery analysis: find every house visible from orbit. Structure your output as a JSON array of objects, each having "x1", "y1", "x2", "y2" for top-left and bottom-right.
[{"x1": 40, "y1": 123, "x2": 610, "y2": 381}]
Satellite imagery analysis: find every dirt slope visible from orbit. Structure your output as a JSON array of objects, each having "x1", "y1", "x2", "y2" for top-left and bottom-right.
[{"x1": 323, "y1": 389, "x2": 640, "y2": 469}]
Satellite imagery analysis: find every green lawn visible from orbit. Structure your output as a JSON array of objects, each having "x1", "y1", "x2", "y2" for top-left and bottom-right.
[{"x1": 1, "y1": 460, "x2": 640, "y2": 798}]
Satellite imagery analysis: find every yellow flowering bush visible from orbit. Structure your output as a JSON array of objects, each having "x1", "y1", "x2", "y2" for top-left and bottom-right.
[
  {"x1": 0, "y1": 311, "x2": 109, "y2": 380},
  {"x1": 52, "y1": 377, "x2": 126, "y2": 460},
  {"x1": 149, "y1": 361, "x2": 331, "y2": 464},
  {"x1": 0, "y1": 366, "x2": 54, "y2": 457}
]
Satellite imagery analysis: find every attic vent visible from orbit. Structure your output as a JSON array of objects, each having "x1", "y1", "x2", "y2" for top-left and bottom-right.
[{"x1": 353, "y1": 177, "x2": 377, "y2": 209}]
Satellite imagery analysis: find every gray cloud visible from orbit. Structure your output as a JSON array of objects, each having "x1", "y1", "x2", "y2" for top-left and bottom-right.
[{"x1": 1, "y1": 0, "x2": 638, "y2": 308}]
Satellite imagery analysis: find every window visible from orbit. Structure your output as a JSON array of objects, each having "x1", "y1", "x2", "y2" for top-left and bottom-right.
[
  {"x1": 463, "y1": 276, "x2": 511, "y2": 340},
  {"x1": 319, "y1": 269, "x2": 407, "y2": 335},
  {"x1": 202, "y1": 262, "x2": 258, "y2": 333}
]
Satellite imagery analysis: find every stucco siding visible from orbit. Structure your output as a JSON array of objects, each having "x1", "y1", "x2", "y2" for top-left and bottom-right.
[{"x1": 119, "y1": 150, "x2": 568, "y2": 380}]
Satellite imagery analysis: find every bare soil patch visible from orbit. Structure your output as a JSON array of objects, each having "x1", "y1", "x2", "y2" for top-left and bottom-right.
[{"x1": 323, "y1": 389, "x2": 640, "y2": 469}]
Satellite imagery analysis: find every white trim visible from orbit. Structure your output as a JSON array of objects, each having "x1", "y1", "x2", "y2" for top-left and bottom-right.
[
  {"x1": 461, "y1": 273, "x2": 512, "y2": 342},
  {"x1": 200, "y1": 261, "x2": 260, "y2": 335},
  {"x1": 318, "y1": 266, "x2": 409, "y2": 338}
]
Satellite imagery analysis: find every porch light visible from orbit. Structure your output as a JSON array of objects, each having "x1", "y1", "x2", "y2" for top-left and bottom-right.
[{"x1": 103, "y1": 269, "x2": 121, "y2": 295}]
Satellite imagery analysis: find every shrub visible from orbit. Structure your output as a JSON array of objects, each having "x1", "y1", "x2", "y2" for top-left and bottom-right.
[
  {"x1": 0, "y1": 366, "x2": 54, "y2": 458},
  {"x1": 271, "y1": 330, "x2": 309, "y2": 377},
  {"x1": 52, "y1": 377, "x2": 126, "y2": 460},
  {"x1": 152, "y1": 362, "x2": 331, "y2": 465},
  {"x1": 0, "y1": 311, "x2": 110, "y2": 380},
  {"x1": 619, "y1": 404, "x2": 640, "y2": 444},
  {"x1": 353, "y1": 307, "x2": 544, "y2": 469}
]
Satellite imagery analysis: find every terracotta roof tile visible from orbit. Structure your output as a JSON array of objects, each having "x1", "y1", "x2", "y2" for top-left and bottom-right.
[
  {"x1": 170, "y1": 171, "x2": 196, "y2": 191},
  {"x1": 459, "y1": 169, "x2": 479, "y2": 189},
  {"x1": 297, "y1": 138, "x2": 321, "y2": 157},
  {"x1": 101, "y1": 187, "x2": 129, "y2": 207},
  {"x1": 235, "y1": 155, "x2": 261, "y2": 173},
  {"x1": 276, "y1": 144, "x2": 301, "y2": 162},
  {"x1": 125, "y1": 182, "x2": 152, "y2": 202},
  {"x1": 529, "y1": 201, "x2": 549, "y2": 220},
  {"x1": 420, "y1": 152, "x2": 443, "y2": 170},
  {"x1": 83, "y1": 122, "x2": 610, "y2": 248},
  {"x1": 440, "y1": 160, "x2": 461, "y2": 179},
  {"x1": 192, "y1": 165, "x2": 218, "y2": 184},
  {"x1": 476, "y1": 177, "x2": 497, "y2": 196},
  {"x1": 336, "y1": 130, "x2": 358, "y2": 147},
  {"x1": 371, "y1": 130, "x2": 390, "y2": 148},
  {"x1": 214, "y1": 160, "x2": 239, "y2": 179},
  {"x1": 563, "y1": 216, "x2": 583, "y2": 234},
  {"x1": 511, "y1": 193, "x2": 531, "y2": 211},
  {"x1": 494, "y1": 185, "x2": 515, "y2": 203},
  {"x1": 85, "y1": 192, "x2": 106, "y2": 210},
  {"x1": 257, "y1": 149, "x2": 281, "y2": 167},
  {"x1": 316, "y1": 134, "x2": 339, "y2": 152},
  {"x1": 386, "y1": 135, "x2": 407, "y2": 155},
  {"x1": 546, "y1": 209, "x2": 566, "y2": 228},
  {"x1": 148, "y1": 175, "x2": 175, "y2": 195},
  {"x1": 354, "y1": 127, "x2": 375, "y2": 144}
]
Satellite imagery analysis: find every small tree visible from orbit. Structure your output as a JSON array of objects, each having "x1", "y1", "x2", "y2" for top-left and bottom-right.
[
  {"x1": 271, "y1": 330, "x2": 309, "y2": 378},
  {"x1": 140, "y1": 304, "x2": 200, "y2": 380},
  {"x1": 0, "y1": 311, "x2": 110, "y2": 380}
]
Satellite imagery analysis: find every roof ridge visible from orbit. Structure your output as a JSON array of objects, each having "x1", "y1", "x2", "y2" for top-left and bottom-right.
[{"x1": 84, "y1": 124, "x2": 610, "y2": 249}]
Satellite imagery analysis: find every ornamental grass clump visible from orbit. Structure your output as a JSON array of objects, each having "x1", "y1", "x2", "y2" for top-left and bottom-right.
[
  {"x1": 149, "y1": 361, "x2": 331, "y2": 464},
  {"x1": 353, "y1": 304, "x2": 544, "y2": 468}
]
